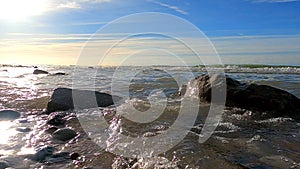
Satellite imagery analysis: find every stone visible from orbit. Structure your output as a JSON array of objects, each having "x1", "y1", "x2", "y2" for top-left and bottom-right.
[
  {"x1": 45, "y1": 126, "x2": 59, "y2": 134},
  {"x1": 70, "y1": 152, "x2": 80, "y2": 160},
  {"x1": 16, "y1": 127, "x2": 31, "y2": 132},
  {"x1": 52, "y1": 128, "x2": 77, "y2": 141},
  {"x1": 184, "y1": 74, "x2": 300, "y2": 120},
  {"x1": 0, "y1": 161, "x2": 9, "y2": 169},
  {"x1": 0, "y1": 110, "x2": 21, "y2": 121},
  {"x1": 47, "y1": 114, "x2": 66, "y2": 127},
  {"x1": 33, "y1": 69, "x2": 49, "y2": 75},
  {"x1": 46, "y1": 88, "x2": 122, "y2": 113},
  {"x1": 32, "y1": 146, "x2": 55, "y2": 162}
]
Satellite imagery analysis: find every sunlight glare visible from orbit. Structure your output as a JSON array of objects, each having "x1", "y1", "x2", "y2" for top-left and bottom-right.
[{"x1": 0, "y1": 0, "x2": 49, "y2": 20}]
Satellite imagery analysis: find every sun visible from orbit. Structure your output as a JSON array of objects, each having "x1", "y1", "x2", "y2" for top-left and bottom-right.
[{"x1": 0, "y1": 0, "x2": 49, "y2": 21}]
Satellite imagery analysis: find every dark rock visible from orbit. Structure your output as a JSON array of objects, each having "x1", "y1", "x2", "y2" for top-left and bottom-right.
[
  {"x1": 33, "y1": 69, "x2": 49, "y2": 75},
  {"x1": 185, "y1": 74, "x2": 300, "y2": 120},
  {"x1": 45, "y1": 126, "x2": 59, "y2": 134},
  {"x1": 52, "y1": 128, "x2": 77, "y2": 141},
  {"x1": 46, "y1": 88, "x2": 122, "y2": 113},
  {"x1": 47, "y1": 114, "x2": 66, "y2": 127},
  {"x1": 0, "y1": 161, "x2": 9, "y2": 169},
  {"x1": 32, "y1": 146, "x2": 55, "y2": 162},
  {"x1": 0, "y1": 110, "x2": 21, "y2": 121},
  {"x1": 70, "y1": 152, "x2": 80, "y2": 160},
  {"x1": 50, "y1": 152, "x2": 70, "y2": 158},
  {"x1": 52, "y1": 72, "x2": 67, "y2": 76},
  {"x1": 16, "y1": 127, "x2": 31, "y2": 132}
]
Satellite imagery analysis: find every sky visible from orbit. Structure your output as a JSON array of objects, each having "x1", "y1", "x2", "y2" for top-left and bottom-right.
[{"x1": 0, "y1": 0, "x2": 300, "y2": 66}]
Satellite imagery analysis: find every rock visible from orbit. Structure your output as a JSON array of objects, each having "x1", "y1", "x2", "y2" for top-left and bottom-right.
[
  {"x1": 46, "y1": 88, "x2": 122, "y2": 113},
  {"x1": 70, "y1": 152, "x2": 80, "y2": 160},
  {"x1": 32, "y1": 146, "x2": 55, "y2": 162},
  {"x1": 33, "y1": 69, "x2": 49, "y2": 75},
  {"x1": 0, "y1": 110, "x2": 21, "y2": 121},
  {"x1": 47, "y1": 114, "x2": 66, "y2": 127},
  {"x1": 45, "y1": 126, "x2": 59, "y2": 134},
  {"x1": 184, "y1": 74, "x2": 300, "y2": 120},
  {"x1": 52, "y1": 72, "x2": 67, "y2": 76},
  {"x1": 16, "y1": 127, "x2": 31, "y2": 132},
  {"x1": 52, "y1": 128, "x2": 77, "y2": 141},
  {"x1": 0, "y1": 161, "x2": 9, "y2": 169}
]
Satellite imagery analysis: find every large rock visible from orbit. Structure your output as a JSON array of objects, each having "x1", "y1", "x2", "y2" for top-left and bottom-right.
[
  {"x1": 46, "y1": 88, "x2": 121, "y2": 113},
  {"x1": 33, "y1": 69, "x2": 49, "y2": 74},
  {"x1": 184, "y1": 74, "x2": 300, "y2": 120},
  {"x1": 0, "y1": 110, "x2": 21, "y2": 121}
]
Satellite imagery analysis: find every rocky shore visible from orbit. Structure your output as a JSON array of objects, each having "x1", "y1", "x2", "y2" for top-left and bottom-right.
[{"x1": 0, "y1": 74, "x2": 299, "y2": 169}]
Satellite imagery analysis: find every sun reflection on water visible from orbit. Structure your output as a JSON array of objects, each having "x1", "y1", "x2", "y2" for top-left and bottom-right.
[{"x1": 0, "y1": 121, "x2": 18, "y2": 145}]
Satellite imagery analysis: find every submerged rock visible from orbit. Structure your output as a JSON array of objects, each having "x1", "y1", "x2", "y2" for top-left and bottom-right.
[
  {"x1": 32, "y1": 146, "x2": 55, "y2": 162},
  {"x1": 0, "y1": 161, "x2": 9, "y2": 169},
  {"x1": 184, "y1": 74, "x2": 300, "y2": 120},
  {"x1": 0, "y1": 110, "x2": 21, "y2": 121},
  {"x1": 33, "y1": 69, "x2": 49, "y2": 75},
  {"x1": 52, "y1": 128, "x2": 77, "y2": 141},
  {"x1": 46, "y1": 88, "x2": 122, "y2": 113}
]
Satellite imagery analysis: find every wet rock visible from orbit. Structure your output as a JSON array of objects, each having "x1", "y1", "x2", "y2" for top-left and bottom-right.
[
  {"x1": 46, "y1": 88, "x2": 122, "y2": 113},
  {"x1": 45, "y1": 126, "x2": 59, "y2": 134},
  {"x1": 0, "y1": 161, "x2": 9, "y2": 169},
  {"x1": 0, "y1": 110, "x2": 21, "y2": 121},
  {"x1": 47, "y1": 114, "x2": 66, "y2": 127},
  {"x1": 16, "y1": 127, "x2": 31, "y2": 132},
  {"x1": 46, "y1": 152, "x2": 71, "y2": 163},
  {"x1": 184, "y1": 74, "x2": 300, "y2": 120},
  {"x1": 32, "y1": 146, "x2": 55, "y2": 162},
  {"x1": 52, "y1": 128, "x2": 77, "y2": 141},
  {"x1": 70, "y1": 152, "x2": 80, "y2": 160},
  {"x1": 52, "y1": 72, "x2": 66, "y2": 76},
  {"x1": 33, "y1": 69, "x2": 49, "y2": 75}
]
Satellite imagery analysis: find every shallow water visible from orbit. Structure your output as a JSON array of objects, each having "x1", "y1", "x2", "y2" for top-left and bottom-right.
[{"x1": 0, "y1": 65, "x2": 299, "y2": 168}]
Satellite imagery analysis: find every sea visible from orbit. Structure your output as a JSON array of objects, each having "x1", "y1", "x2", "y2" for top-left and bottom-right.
[{"x1": 0, "y1": 64, "x2": 299, "y2": 169}]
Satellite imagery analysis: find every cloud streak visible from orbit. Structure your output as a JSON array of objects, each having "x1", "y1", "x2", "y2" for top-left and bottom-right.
[{"x1": 150, "y1": 0, "x2": 188, "y2": 15}]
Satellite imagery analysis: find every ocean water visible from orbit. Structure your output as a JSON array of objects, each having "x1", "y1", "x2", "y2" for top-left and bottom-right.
[{"x1": 0, "y1": 64, "x2": 299, "y2": 168}]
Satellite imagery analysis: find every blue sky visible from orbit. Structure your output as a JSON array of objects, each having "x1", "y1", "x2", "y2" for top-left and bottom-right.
[{"x1": 0, "y1": 0, "x2": 300, "y2": 65}]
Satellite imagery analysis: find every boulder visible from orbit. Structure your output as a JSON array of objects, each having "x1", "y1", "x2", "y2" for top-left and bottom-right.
[
  {"x1": 33, "y1": 69, "x2": 49, "y2": 75},
  {"x1": 46, "y1": 88, "x2": 121, "y2": 113},
  {"x1": 0, "y1": 110, "x2": 21, "y2": 121},
  {"x1": 184, "y1": 74, "x2": 300, "y2": 120},
  {"x1": 52, "y1": 128, "x2": 77, "y2": 141}
]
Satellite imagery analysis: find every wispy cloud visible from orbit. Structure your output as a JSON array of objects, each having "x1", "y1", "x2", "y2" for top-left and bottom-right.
[
  {"x1": 50, "y1": 0, "x2": 112, "y2": 10},
  {"x1": 249, "y1": 0, "x2": 299, "y2": 3},
  {"x1": 149, "y1": 0, "x2": 188, "y2": 15}
]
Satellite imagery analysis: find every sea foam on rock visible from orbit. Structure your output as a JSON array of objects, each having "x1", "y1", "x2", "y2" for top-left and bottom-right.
[
  {"x1": 184, "y1": 74, "x2": 300, "y2": 120},
  {"x1": 46, "y1": 88, "x2": 122, "y2": 113}
]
